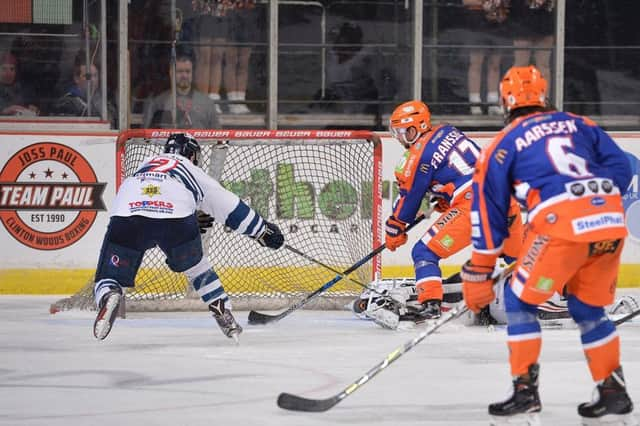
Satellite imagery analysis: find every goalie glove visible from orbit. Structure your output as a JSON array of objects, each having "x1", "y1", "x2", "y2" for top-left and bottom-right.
[
  {"x1": 196, "y1": 210, "x2": 214, "y2": 234},
  {"x1": 385, "y1": 215, "x2": 408, "y2": 251},
  {"x1": 254, "y1": 221, "x2": 284, "y2": 250},
  {"x1": 461, "y1": 260, "x2": 496, "y2": 314}
]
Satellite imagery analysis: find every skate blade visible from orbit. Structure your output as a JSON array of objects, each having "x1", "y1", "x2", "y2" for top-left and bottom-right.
[
  {"x1": 93, "y1": 293, "x2": 121, "y2": 340},
  {"x1": 230, "y1": 333, "x2": 240, "y2": 345},
  {"x1": 581, "y1": 413, "x2": 639, "y2": 426},
  {"x1": 490, "y1": 412, "x2": 541, "y2": 426}
]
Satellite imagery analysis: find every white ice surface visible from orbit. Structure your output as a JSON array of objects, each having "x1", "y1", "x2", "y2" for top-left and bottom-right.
[{"x1": 1, "y1": 295, "x2": 639, "y2": 426}]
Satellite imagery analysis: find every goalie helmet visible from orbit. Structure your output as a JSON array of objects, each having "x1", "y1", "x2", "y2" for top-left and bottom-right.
[
  {"x1": 164, "y1": 132, "x2": 201, "y2": 165},
  {"x1": 389, "y1": 100, "x2": 432, "y2": 147},
  {"x1": 499, "y1": 65, "x2": 547, "y2": 113}
]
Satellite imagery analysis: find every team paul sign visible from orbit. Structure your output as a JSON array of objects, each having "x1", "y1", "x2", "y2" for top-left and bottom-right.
[{"x1": 0, "y1": 142, "x2": 106, "y2": 250}]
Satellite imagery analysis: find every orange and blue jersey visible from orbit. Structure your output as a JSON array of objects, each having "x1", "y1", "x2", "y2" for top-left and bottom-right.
[
  {"x1": 392, "y1": 124, "x2": 481, "y2": 223},
  {"x1": 471, "y1": 110, "x2": 632, "y2": 256}
]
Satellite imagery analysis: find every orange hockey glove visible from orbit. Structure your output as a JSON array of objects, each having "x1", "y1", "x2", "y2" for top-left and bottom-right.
[
  {"x1": 385, "y1": 216, "x2": 408, "y2": 251},
  {"x1": 461, "y1": 260, "x2": 495, "y2": 314}
]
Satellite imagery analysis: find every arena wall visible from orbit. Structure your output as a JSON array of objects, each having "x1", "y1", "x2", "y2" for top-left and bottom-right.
[{"x1": 0, "y1": 131, "x2": 638, "y2": 294}]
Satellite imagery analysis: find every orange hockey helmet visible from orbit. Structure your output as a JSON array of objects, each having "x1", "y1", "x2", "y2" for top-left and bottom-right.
[
  {"x1": 500, "y1": 66, "x2": 548, "y2": 113},
  {"x1": 389, "y1": 100, "x2": 432, "y2": 146}
]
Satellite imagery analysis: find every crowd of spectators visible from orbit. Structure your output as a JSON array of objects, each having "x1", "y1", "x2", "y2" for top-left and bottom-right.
[{"x1": 0, "y1": 0, "x2": 637, "y2": 128}]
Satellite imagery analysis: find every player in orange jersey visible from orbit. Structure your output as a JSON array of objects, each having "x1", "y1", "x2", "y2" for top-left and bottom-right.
[
  {"x1": 461, "y1": 65, "x2": 634, "y2": 424},
  {"x1": 385, "y1": 100, "x2": 523, "y2": 321}
]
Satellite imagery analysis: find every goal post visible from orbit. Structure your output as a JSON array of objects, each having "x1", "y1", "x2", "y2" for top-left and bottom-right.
[{"x1": 51, "y1": 129, "x2": 383, "y2": 313}]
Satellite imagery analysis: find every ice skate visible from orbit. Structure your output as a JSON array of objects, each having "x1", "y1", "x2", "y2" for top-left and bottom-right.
[
  {"x1": 209, "y1": 299, "x2": 243, "y2": 343},
  {"x1": 579, "y1": 366, "x2": 637, "y2": 425},
  {"x1": 93, "y1": 287, "x2": 122, "y2": 340},
  {"x1": 403, "y1": 299, "x2": 441, "y2": 323},
  {"x1": 489, "y1": 364, "x2": 542, "y2": 426}
]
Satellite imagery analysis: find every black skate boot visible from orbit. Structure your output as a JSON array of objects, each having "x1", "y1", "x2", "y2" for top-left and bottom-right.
[
  {"x1": 489, "y1": 364, "x2": 542, "y2": 425},
  {"x1": 93, "y1": 286, "x2": 123, "y2": 340},
  {"x1": 209, "y1": 299, "x2": 242, "y2": 343},
  {"x1": 401, "y1": 299, "x2": 441, "y2": 323},
  {"x1": 578, "y1": 366, "x2": 635, "y2": 425},
  {"x1": 477, "y1": 306, "x2": 498, "y2": 326}
]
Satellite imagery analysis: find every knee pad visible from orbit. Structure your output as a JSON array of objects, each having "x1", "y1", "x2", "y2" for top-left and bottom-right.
[
  {"x1": 165, "y1": 236, "x2": 204, "y2": 272},
  {"x1": 95, "y1": 241, "x2": 144, "y2": 287},
  {"x1": 504, "y1": 283, "x2": 540, "y2": 335},
  {"x1": 568, "y1": 295, "x2": 614, "y2": 342}
]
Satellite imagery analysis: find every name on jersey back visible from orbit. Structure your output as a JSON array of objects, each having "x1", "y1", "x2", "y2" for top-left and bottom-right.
[{"x1": 515, "y1": 119, "x2": 578, "y2": 152}]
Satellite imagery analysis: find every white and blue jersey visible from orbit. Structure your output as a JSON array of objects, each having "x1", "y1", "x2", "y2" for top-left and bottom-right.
[{"x1": 110, "y1": 153, "x2": 265, "y2": 238}]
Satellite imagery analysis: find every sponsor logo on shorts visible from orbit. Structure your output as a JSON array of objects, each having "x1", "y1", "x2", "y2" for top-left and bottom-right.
[
  {"x1": 536, "y1": 277, "x2": 554, "y2": 291},
  {"x1": 572, "y1": 213, "x2": 624, "y2": 234},
  {"x1": 588, "y1": 239, "x2": 621, "y2": 257},
  {"x1": 0, "y1": 142, "x2": 106, "y2": 250},
  {"x1": 435, "y1": 208, "x2": 459, "y2": 228},
  {"x1": 438, "y1": 234, "x2": 454, "y2": 249},
  {"x1": 522, "y1": 234, "x2": 549, "y2": 271}
]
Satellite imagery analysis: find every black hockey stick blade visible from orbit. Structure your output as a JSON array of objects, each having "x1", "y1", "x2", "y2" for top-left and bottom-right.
[
  {"x1": 248, "y1": 213, "x2": 428, "y2": 325},
  {"x1": 277, "y1": 393, "x2": 341, "y2": 412},
  {"x1": 614, "y1": 307, "x2": 640, "y2": 326},
  {"x1": 247, "y1": 310, "x2": 279, "y2": 324}
]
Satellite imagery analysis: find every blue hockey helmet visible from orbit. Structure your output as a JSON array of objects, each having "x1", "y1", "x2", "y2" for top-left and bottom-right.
[{"x1": 164, "y1": 132, "x2": 201, "y2": 165}]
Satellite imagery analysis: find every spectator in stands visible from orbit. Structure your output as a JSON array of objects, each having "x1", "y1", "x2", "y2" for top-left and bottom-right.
[
  {"x1": 224, "y1": 1, "x2": 257, "y2": 114},
  {"x1": 0, "y1": 51, "x2": 39, "y2": 117},
  {"x1": 508, "y1": 0, "x2": 554, "y2": 85},
  {"x1": 461, "y1": 0, "x2": 510, "y2": 115},
  {"x1": 317, "y1": 22, "x2": 395, "y2": 115},
  {"x1": 142, "y1": 53, "x2": 221, "y2": 129},
  {"x1": 53, "y1": 54, "x2": 115, "y2": 123},
  {"x1": 190, "y1": 0, "x2": 256, "y2": 114}
]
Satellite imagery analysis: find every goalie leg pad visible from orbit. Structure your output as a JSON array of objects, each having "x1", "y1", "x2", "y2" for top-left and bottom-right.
[{"x1": 364, "y1": 300, "x2": 400, "y2": 330}]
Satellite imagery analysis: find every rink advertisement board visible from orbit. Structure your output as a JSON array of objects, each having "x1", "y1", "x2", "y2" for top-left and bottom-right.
[
  {"x1": 0, "y1": 132, "x2": 116, "y2": 293},
  {"x1": 0, "y1": 131, "x2": 638, "y2": 293}
]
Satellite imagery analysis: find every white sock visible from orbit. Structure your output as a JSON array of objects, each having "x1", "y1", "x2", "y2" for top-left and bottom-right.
[
  {"x1": 487, "y1": 91, "x2": 499, "y2": 104},
  {"x1": 208, "y1": 93, "x2": 221, "y2": 101},
  {"x1": 228, "y1": 91, "x2": 245, "y2": 101},
  {"x1": 469, "y1": 93, "x2": 481, "y2": 103}
]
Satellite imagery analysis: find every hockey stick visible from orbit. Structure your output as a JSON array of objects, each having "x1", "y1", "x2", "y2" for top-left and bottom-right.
[
  {"x1": 614, "y1": 308, "x2": 640, "y2": 326},
  {"x1": 276, "y1": 263, "x2": 515, "y2": 412},
  {"x1": 283, "y1": 244, "x2": 368, "y2": 289},
  {"x1": 248, "y1": 213, "x2": 428, "y2": 325}
]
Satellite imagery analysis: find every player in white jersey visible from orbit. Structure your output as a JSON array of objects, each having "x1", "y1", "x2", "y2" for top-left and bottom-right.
[{"x1": 92, "y1": 133, "x2": 284, "y2": 342}]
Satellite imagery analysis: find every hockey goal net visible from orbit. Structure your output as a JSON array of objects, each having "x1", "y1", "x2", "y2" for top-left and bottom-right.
[{"x1": 51, "y1": 129, "x2": 382, "y2": 312}]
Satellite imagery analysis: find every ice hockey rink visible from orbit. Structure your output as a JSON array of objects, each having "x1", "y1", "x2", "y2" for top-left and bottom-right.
[{"x1": 1, "y1": 295, "x2": 639, "y2": 426}]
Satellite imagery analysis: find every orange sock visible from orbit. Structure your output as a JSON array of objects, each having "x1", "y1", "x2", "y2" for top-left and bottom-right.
[
  {"x1": 508, "y1": 337, "x2": 542, "y2": 376},
  {"x1": 584, "y1": 335, "x2": 620, "y2": 381},
  {"x1": 416, "y1": 279, "x2": 443, "y2": 303}
]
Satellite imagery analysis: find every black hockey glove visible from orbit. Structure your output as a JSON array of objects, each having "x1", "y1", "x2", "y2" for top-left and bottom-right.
[
  {"x1": 255, "y1": 221, "x2": 284, "y2": 249},
  {"x1": 196, "y1": 210, "x2": 214, "y2": 234}
]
